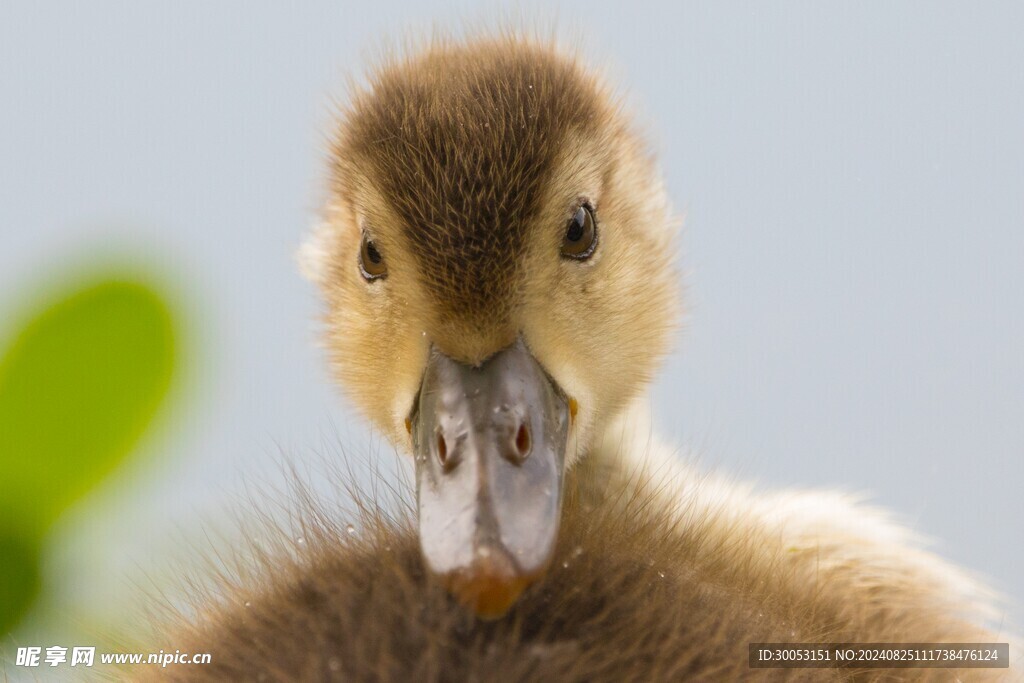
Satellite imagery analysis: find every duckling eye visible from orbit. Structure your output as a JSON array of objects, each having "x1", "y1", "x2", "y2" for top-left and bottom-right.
[
  {"x1": 561, "y1": 204, "x2": 598, "y2": 260},
  {"x1": 358, "y1": 232, "x2": 387, "y2": 281}
]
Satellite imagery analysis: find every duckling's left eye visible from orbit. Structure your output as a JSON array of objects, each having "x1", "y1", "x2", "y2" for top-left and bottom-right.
[
  {"x1": 561, "y1": 204, "x2": 598, "y2": 260},
  {"x1": 359, "y1": 232, "x2": 387, "y2": 281}
]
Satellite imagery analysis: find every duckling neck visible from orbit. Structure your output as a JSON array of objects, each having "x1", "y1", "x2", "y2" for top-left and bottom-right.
[
  {"x1": 590, "y1": 398, "x2": 657, "y2": 459},
  {"x1": 570, "y1": 398, "x2": 688, "y2": 511},
  {"x1": 585, "y1": 397, "x2": 688, "y2": 481}
]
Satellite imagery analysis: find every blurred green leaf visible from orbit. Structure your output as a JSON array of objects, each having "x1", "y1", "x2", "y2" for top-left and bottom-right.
[
  {"x1": 0, "y1": 278, "x2": 175, "y2": 632},
  {"x1": 0, "y1": 531, "x2": 40, "y2": 636}
]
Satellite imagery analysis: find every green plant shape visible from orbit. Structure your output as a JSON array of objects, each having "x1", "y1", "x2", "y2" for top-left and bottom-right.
[
  {"x1": 0, "y1": 279, "x2": 176, "y2": 635},
  {"x1": 0, "y1": 533, "x2": 41, "y2": 637}
]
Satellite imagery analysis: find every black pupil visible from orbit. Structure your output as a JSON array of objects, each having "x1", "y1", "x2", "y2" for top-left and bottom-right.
[
  {"x1": 567, "y1": 209, "x2": 586, "y2": 242},
  {"x1": 366, "y1": 241, "x2": 382, "y2": 264}
]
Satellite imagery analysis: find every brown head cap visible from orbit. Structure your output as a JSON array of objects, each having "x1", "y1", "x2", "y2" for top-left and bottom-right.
[{"x1": 332, "y1": 39, "x2": 607, "y2": 326}]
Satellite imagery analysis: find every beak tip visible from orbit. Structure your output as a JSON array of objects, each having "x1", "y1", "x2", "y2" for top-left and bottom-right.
[
  {"x1": 443, "y1": 550, "x2": 533, "y2": 620},
  {"x1": 448, "y1": 575, "x2": 531, "y2": 620}
]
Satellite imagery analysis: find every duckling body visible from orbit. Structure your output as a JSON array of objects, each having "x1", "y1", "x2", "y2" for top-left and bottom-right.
[
  {"x1": 152, "y1": 431, "x2": 1008, "y2": 682},
  {"x1": 150, "y1": 32, "x2": 1017, "y2": 681}
]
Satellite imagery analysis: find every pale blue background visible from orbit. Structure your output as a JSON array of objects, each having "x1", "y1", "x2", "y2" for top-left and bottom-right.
[{"x1": 2, "y1": 1, "x2": 1021, "y2": 634}]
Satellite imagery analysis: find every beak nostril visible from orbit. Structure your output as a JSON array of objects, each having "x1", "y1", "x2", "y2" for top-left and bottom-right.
[
  {"x1": 515, "y1": 423, "x2": 531, "y2": 460},
  {"x1": 437, "y1": 432, "x2": 448, "y2": 466}
]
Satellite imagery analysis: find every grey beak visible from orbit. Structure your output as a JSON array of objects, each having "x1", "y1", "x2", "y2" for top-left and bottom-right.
[{"x1": 412, "y1": 338, "x2": 569, "y2": 618}]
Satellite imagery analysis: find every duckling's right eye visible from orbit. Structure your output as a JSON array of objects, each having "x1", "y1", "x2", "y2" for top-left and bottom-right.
[
  {"x1": 359, "y1": 233, "x2": 387, "y2": 281},
  {"x1": 561, "y1": 204, "x2": 598, "y2": 260}
]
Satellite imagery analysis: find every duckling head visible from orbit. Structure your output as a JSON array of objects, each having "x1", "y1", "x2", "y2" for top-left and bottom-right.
[{"x1": 301, "y1": 34, "x2": 680, "y2": 618}]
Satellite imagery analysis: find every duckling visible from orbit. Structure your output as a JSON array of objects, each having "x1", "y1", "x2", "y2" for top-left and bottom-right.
[{"x1": 149, "y1": 32, "x2": 1017, "y2": 681}]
